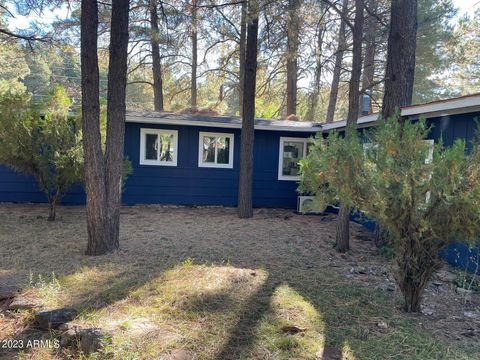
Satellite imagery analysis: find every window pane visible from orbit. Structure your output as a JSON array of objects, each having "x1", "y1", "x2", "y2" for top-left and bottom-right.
[
  {"x1": 216, "y1": 137, "x2": 230, "y2": 164},
  {"x1": 145, "y1": 134, "x2": 158, "y2": 160},
  {"x1": 202, "y1": 136, "x2": 216, "y2": 163},
  {"x1": 282, "y1": 141, "x2": 304, "y2": 176},
  {"x1": 159, "y1": 133, "x2": 175, "y2": 162}
]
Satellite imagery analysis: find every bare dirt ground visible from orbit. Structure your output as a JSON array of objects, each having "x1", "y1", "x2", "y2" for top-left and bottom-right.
[{"x1": 0, "y1": 204, "x2": 479, "y2": 359}]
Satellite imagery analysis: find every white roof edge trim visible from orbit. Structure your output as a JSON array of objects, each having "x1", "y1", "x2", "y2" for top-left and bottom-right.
[
  {"x1": 126, "y1": 116, "x2": 322, "y2": 132},
  {"x1": 322, "y1": 99, "x2": 480, "y2": 132},
  {"x1": 401, "y1": 95, "x2": 480, "y2": 116}
]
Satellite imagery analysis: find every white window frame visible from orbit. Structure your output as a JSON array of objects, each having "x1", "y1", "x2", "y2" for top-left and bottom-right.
[
  {"x1": 198, "y1": 131, "x2": 234, "y2": 169},
  {"x1": 139, "y1": 128, "x2": 178, "y2": 166},
  {"x1": 278, "y1": 137, "x2": 311, "y2": 181}
]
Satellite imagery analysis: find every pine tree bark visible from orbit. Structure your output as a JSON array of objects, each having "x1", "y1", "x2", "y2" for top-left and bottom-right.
[
  {"x1": 359, "y1": 0, "x2": 377, "y2": 114},
  {"x1": 376, "y1": 0, "x2": 417, "y2": 248},
  {"x1": 335, "y1": 0, "x2": 364, "y2": 253},
  {"x1": 286, "y1": 0, "x2": 300, "y2": 116},
  {"x1": 150, "y1": 0, "x2": 164, "y2": 112},
  {"x1": 238, "y1": 0, "x2": 259, "y2": 219},
  {"x1": 305, "y1": 16, "x2": 325, "y2": 121},
  {"x1": 81, "y1": 0, "x2": 130, "y2": 256},
  {"x1": 81, "y1": 0, "x2": 110, "y2": 255},
  {"x1": 105, "y1": 0, "x2": 130, "y2": 251},
  {"x1": 239, "y1": 0, "x2": 247, "y2": 116},
  {"x1": 191, "y1": 0, "x2": 198, "y2": 108},
  {"x1": 326, "y1": 0, "x2": 349, "y2": 123},
  {"x1": 382, "y1": 0, "x2": 418, "y2": 119}
]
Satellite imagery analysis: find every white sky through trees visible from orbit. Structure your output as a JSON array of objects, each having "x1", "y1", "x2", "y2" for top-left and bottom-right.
[
  {"x1": 4, "y1": 0, "x2": 480, "y2": 113},
  {"x1": 7, "y1": 0, "x2": 480, "y2": 31}
]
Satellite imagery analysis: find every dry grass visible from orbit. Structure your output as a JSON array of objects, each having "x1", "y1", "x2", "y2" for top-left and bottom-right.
[{"x1": 0, "y1": 204, "x2": 479, "y2": 359}]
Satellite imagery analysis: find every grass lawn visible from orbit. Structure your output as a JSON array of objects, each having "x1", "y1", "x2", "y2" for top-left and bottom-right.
[{"x1": 0, "y1": 204, "x2": 479, "y2": 359}]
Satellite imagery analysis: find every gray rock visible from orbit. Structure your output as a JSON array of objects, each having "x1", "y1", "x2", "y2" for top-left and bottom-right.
[
  {"x1": 0, "y1": 289, "x2": 17, "y2": 301},
  {"x1": 463, "y1": 311, "x2": 480, "y2": 320},
  {"x1": 436, "y1": 270, "x2": 457, "y2": 283},
  {"x1": 350, "y1": 266, "x2": 367, "y2": 274},
  {"x1": 59, "y1": 324, "x2": 107, "y2": 354},
  {"x1": 7, "y1": 296, "x2": 37, "y2": 310},
  {"x1": 456, "y1": 287, "x2": 474, "y2": 295},
  {"x1": 79, "y1": 328, "x2": 104, "y2": 354},
  {"x1": 169, "y1": 349, "x2": 195, "y2": 360},
  {"x1": 357, "y1": 266, "x2": 367, "y2": 274},
  {"x1": 60, "y1": 325, "x2": 80, "y2": 347},
  {"x1": 35, "y1": 309, "x2": 77, "y2": 330},
  {"x1": 377, "y1": 321, "x2": 388, "y2": 329},
  {"x1": 421, "y1": 307, "x2": 435, "y2": 316}
]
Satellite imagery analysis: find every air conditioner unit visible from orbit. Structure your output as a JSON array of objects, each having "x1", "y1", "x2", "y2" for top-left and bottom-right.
[{"x1": 297, "y1": 196, "x2": 323, "y2": 214}]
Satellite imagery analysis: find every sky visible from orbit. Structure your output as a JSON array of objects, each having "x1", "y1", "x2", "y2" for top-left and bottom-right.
[
  {"x1": 455, "y1": 0, "x2": 480, "y2": 15},
  {"x1": 7, "y1": 0, "x2": 480, "y2": 31}
]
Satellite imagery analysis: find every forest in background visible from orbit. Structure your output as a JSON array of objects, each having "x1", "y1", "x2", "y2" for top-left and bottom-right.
[{"x1": 0, "y1": 0, "x2": 479, "y2": 121}]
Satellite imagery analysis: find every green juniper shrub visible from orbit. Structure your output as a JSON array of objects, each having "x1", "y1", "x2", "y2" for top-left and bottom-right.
[
  {"x1": 0, "y1": 87, "x2": 83, "y2": 221},
  {"x1": 0, "y1": 88, "x2": 133, "y2": 221},
  {"x1": 299, "y1": 114, "x2": 480, "y2": 312}
]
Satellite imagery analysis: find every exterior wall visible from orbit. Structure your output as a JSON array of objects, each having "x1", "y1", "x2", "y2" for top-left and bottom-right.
[
  {"x1": 425, "y1": 111, "x2": 479, "y2": 148},
  {"x1": 0, "y1": 165, "x2": 85, "y2": 204}
]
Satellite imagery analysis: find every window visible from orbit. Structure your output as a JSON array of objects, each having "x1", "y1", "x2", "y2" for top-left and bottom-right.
[
  {"x1": 198, "y1": 132, "x2": 234, "y2": 168},
  {"x1": 278, "y1": 137, "x2": 312, "y2": 181},
  {"x1": 140, "y1": 128, "x2": 178, "y2": 166}
]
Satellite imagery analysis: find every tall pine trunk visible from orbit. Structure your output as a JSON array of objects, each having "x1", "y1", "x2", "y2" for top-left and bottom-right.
[
  {"x1": 150, "y1": 0, "x2": 164, "y2": 112},
  {"x1": 238, "y1": 0, "x2": 259, "y2": 219},
  {"x1": 81, "y1": 0, "x2": 129, "y2": 256},
  {"x1": 359, "y1": 0, "x2": 377, "y2": 114},
  {"x1": 239, "y1": 1, "x2": 247, "y2": 116},
  {"x1": 191, "y1": 0, "x2": 198, "y2": 108},
  {"x1": 376, "y1": 0, "x2": 417, "y2": 248},
  {"x1": 286, "y1": 0, "x2": 300, "y2": 116},
  {"x1": 335, "y1": 0, "x2": 364, "y2": 253},
  {"x1": 105, "y1": 0, "x2": 130, "y2": 250},
  {"x1": 382, "y1": 0, "x2": 417, "y2": 118},
  {"x1": 326, "y1": 0, "x2": 348, "y2": 123},
  {"x1": 81, "y1": 0, "x2": 110, "y2": 255},
  {"x1": 305, "y1": 15, "x2": 325, "y2": 121}
]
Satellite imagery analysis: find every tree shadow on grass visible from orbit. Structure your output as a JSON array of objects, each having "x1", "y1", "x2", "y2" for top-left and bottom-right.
[
  {"x1": 2, "y1": 206, "x2": 473, "y2": 359},
  {"x1": 214, "y1": 276, "x2": 278, "y2": 360}
]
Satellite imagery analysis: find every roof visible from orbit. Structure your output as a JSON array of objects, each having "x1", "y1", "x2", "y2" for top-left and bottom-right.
[
  {"x1": 126, "y1": 111, "x2": 322, "y2": 133},
  {"x1": 126, "y1": 93, "x2": 480, "y2": 133},
  {"x1": 323, "y1": 93, "x2": 480, "y2": 131}
]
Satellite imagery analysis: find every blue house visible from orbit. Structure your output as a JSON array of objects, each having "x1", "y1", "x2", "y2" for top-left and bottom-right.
[
  {"x1": 1, "y1": 93, "x2": 480, "y2": 208},
  {"x1": 1, "y1": 93, "x2": 480, "y2": 271}
]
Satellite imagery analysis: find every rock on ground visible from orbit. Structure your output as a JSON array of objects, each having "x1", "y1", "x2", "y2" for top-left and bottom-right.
[
  {"x1": 59, "y1": 323, "x2": 107, "y2": 355},
  {"x1": 35, "y1": 309, "x2": 77, "y2": 330}
]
